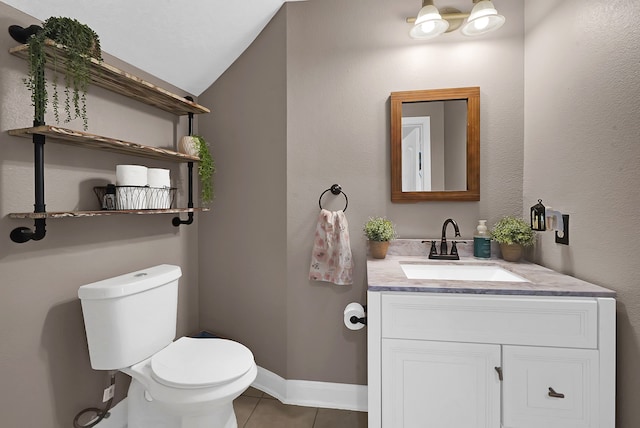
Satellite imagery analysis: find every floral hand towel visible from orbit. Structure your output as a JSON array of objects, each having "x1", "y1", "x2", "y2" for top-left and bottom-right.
[{"x1": 309, "y1": 209, "x2": 353, "y2": 285}]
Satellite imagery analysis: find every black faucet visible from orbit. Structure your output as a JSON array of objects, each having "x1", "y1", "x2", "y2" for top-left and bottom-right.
[
  {"x1": 440, "y1": 218, "x2": 460, "y2": 255},
  {"x1": 425, "y1": 218, "x2": 462, "y2": 260}
]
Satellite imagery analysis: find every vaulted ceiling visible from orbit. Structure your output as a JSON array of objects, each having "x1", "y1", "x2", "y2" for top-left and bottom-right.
[{"x1": 2, "y1": 0, "x2": 304, "y2": 96}]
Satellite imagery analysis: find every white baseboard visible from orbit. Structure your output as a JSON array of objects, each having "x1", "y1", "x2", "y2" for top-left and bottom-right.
[
  {"x1": 252, "y1": 366, "x2": 368, "y2": 412},
  {"x1": 97, "y1": 365, "x2": 367, "y2": 427}
]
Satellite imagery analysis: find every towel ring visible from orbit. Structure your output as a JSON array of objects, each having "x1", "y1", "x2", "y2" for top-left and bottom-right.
[{"x1": 318, "y1": 184, "x2": 348, "y2": 212}]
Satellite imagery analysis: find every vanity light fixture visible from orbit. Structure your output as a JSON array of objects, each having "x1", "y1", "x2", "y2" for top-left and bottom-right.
[
  {"x1": 461, "y1": 0, "x2": 506, "y2": 35},
  {"x1": 409, "y1": 0, "x2": 450, "y2": 40},
  {"x1": 407, "y1": 0, "x2": 505, "y2": 40}
]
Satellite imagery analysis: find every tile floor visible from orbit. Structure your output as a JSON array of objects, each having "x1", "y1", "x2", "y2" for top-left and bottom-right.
[{"x1": 233, "y1": 387, "x2": 368, "y2": 428}]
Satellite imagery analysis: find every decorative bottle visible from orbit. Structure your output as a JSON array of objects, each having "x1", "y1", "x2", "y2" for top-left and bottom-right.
[
  {"x1": 102, "y1": 184, "x2": 116, "y2": 210},
  {"x1": 473, "y1": 220, "x2": 491, "y2": 259}
]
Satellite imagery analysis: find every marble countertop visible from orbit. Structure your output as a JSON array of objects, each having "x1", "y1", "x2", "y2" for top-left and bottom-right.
[{"x1": 367, "y1": 240, "x2": 616, "y2": 298}]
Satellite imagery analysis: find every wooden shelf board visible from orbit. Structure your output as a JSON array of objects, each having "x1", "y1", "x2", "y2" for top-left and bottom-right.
[
  {"x1": 8, "y1": 125, "x2": 200, "y2": 162},
  {"x1": 8, "y1": 208, "x2": 210, "y2": 219},
  {"x1": 9, "y1": 41, "x2": 210, "y2": 116}
]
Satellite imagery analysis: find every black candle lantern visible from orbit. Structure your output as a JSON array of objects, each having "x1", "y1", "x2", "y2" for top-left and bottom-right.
[{"x1": 531, "y1": 199, "x2": 546, "y2": 231}]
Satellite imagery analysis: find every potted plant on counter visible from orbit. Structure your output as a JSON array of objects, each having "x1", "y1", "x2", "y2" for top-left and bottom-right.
[
  {"x1": 364, "y1": 217, "x2": 397, "y2": 259},
  {"x1": 490, "y1": 216, "x2": 536, "y2": 262}
]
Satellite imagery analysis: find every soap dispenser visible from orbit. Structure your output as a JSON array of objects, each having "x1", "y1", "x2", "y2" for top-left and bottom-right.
[{"x1": 473, "y1": 220, "x2": 491, "y2": 259}]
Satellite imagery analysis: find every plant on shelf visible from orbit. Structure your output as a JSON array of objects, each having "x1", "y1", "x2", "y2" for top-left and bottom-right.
[
  {"x1": 364, "y1": 216, "x2": 397, "y2": 259},
  {"x1": 22, "y1": 16, "x2": 102, "y2": 130},
  {"x1": 490, "y1": 215, "x2": 536, "y2": 262},
  {"x1": 178, "y1": 134, "x2": 216, "y2": 205}
]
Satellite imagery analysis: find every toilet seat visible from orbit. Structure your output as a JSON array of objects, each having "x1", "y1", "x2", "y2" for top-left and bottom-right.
[{"x1": 150, "y1": 337, "x2": 254, "y2": 389}]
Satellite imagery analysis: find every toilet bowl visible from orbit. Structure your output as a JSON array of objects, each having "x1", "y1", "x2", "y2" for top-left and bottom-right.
[
  {"x1": 124, "y1": 337, "x2": 257, "y2": 428},
  {"x1": 78, "y1": 265, "x2": 256, "y2": 428}
]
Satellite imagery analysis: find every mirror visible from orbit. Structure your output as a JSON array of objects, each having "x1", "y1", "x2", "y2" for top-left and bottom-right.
[{"x1": 391, "y1": 87, "x2": 480, "y2": 202}]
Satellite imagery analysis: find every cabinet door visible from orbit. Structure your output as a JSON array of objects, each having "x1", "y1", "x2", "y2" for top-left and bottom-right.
[
  {"x1": 503, "y1": 345, "x2": 599, "y2": 428},
  {"x1": 382, "y1": 339, "x2": 501, "y2": 428}
]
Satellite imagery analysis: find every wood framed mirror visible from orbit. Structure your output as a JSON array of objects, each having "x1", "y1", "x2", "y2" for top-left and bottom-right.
[{"x1": 391, "y1": 87, "x2": 480, "y2": 202}]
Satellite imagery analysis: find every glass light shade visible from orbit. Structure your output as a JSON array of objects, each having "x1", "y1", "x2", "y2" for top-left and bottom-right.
[
  {"x1": 410, "y1": 5, "x2": 450, "y2": 40},
  {"x1": 461, "y1": 0, "x2": 505, "y2": 36}
]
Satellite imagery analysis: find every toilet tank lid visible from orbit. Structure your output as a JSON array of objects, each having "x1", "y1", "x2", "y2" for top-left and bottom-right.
[{"x1": 78, "y1": 264, "x2": 182, "y2": 300}]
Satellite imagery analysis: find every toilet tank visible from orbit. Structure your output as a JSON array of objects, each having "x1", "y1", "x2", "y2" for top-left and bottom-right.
[{"x1": 78, "y1": 264, "x2": 181, "y2": 370}]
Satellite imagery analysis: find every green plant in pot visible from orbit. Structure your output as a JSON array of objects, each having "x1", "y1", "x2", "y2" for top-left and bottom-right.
[
  {"x1": 179, "y1": 135, "x2": 215, "y2": 205},
  {"x1": 21, "y1": 17, "x2": 101, "y2": 130},
  {"x1": 364, "y1": 217, "x2": 397, "y2": 259},
  {"x1": 490, "y1": 216, "x2": 536, "y2": 262}
]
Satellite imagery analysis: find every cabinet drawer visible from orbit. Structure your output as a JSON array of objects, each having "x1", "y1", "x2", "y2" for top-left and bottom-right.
[
  {"x1": 503, "y1": 345, "x2": 599, "y2": 428},
  {"x1": 381, "y1": 294, "x2": 597, "y2": 348}
]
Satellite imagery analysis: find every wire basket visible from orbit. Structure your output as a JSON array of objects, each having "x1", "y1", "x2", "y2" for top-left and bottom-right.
[{"x1": 94, "y1": 186, "x2": 176, "y2": 210}]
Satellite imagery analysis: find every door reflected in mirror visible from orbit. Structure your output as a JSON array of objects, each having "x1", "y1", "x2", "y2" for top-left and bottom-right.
[
  {"x1": 391, "y1": 87, "x2": 480, "y2": 202},
  {"x1": 401, "y1": 100, "x2": 467, "y2": 192}
]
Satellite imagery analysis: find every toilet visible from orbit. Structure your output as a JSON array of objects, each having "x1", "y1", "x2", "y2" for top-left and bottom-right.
[{"x1": 78, "y1": 264, "x2": 257, "y2": 428}]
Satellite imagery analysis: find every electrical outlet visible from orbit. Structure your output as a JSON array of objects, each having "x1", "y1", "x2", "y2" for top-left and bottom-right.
[{"x1": 555, "y1": 214, "x2": 569, "y2": 245}]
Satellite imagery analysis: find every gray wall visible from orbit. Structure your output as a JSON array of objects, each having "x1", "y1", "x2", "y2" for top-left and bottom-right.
[
  {"x1": 523, "y1": 0, "x2": 640, "y2": 425},
  {"x1": 0, "y1": 4, "x2": 200, "y2": 427},
  {"x1": 199, "y1": 0, "x2": 525, "y2": 384},
  {"x1": 197, "y1": 8, "x2": 288, "y2": 375}
]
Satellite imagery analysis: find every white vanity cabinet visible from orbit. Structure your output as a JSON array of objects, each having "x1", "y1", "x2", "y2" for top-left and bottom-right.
[{"x1": 367, "y1": 292, "x2": 616, "y2": 428}]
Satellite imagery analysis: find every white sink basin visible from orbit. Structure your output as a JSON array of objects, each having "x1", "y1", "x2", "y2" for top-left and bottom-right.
[{"x1": 400, "y1": 263, "x2": 528, "y2": 282}]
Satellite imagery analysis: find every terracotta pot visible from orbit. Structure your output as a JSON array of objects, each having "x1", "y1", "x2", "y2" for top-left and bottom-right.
[
  {"x1": 369, "y1": 240, "x2": 390, "y2": 259},
  {"x1": 499, "y1": 243, "x2": 524, "y2": 262}
]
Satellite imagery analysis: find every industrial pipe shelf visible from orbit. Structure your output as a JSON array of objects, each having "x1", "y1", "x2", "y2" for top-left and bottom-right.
[
  {"x1": 8, "y1": 40, "x2": 210, "y2": 243},
  {"x1": 9, "y1": 208, "x2": 209, "y2": 219},
  {"x1": 8, "y1": 126, "x2": 200, "y2": 163},
  {"x1": 9, "y1": 41, "x2": 210, "y2": 116}
]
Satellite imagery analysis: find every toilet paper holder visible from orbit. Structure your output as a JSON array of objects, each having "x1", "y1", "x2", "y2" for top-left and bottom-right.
[
  {"x1": 350, "y1": 315, "x2": 367, "y2": 326},
  {"x1": 349, "y1": 305, "x2": 367, "y2": 326}
]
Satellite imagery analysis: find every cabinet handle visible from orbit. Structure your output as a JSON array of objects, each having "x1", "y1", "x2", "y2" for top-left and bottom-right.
[
  {"x1": 548, "y1": 387, "x2": 565, "y2": 399},
  {"x1": 494, "y1": 366, "x2": 503, "y2": 381}
]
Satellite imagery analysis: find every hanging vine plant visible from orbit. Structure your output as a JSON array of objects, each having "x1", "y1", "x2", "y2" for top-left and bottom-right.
[
  {"x1": 22, "y1": 17, "x2": 102, "y2": 130},
  {"x1": 192, "y1": 135, "x2": 216, "y2": 204}
]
